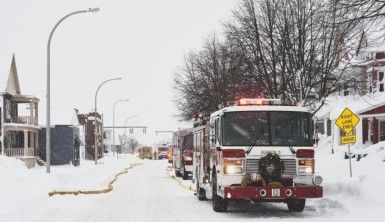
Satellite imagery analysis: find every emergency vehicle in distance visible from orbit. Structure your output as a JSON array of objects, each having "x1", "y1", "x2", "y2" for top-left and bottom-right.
[
  {"x1": 157, "y1": 145, "x2": 169, "y2": 160},
  {"x1": 172, "y1": 129, "x2": 194, "y2": 180},
  {"x1": 192, "y1": 98, "x2": 323, "y2": 212}
]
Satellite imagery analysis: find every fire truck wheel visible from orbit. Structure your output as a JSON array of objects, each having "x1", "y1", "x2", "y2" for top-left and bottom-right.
[
  {"x1": 196, "y1": 182, "x2": 206, "y2": 201},
  {"x1": 287, "y1": 199, "x2": 306, "y2": 212},
  {"x1": 212, "y1": 171, "x2": 228, "y2": 212},
  {"x1": 175, "y1": 169, "x2": 181, "y2": 177},
  {"x1": 182, "y1": 168, "x2": 189, "y2": 180}
]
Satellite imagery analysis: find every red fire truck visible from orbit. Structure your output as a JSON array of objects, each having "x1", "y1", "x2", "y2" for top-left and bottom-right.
[
  {"x1": 192, "y1": 98, "x2": 323, "y2": 212},
  {"x1": 173, "y1": 129, "x2": 194, "y2": 180}
]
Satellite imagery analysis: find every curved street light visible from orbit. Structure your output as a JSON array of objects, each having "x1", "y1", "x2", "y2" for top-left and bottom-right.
[
  {"x1": 124, "y1": 115, "x2": 138, "y2": 131},
  {"x1": 94, "y1": 77, "x2": 122, "y2": 164},
  {"x1": 119, "y1": 115, "x2": 138, "y2": 158},
  {"x1": 46, "y1": 7, "x2": 100, "y2": 173},
  {"x1": 113, "y1": 99, "x2": 129, "y2": 157}
]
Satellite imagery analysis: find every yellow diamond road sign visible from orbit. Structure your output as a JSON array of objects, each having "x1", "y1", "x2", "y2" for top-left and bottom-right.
[{"x1": 335, "y1": 107, "x2": 360, "y2": 134}]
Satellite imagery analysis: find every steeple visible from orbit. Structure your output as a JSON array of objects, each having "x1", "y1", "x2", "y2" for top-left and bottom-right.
[{"x1": 6, "y1": 54, "x2": 21, "y2": 95}]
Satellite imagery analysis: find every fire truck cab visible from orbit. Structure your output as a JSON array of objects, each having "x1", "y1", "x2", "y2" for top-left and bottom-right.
[{"x1": 193, "y1": 99, "x2": 323, "y2": 212}]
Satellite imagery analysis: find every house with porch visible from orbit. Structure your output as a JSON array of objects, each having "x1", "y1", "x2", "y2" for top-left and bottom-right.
[
  {"x1": 315, "y1": 36, "x2": 385, "y2": 150},
  {"x1": 315, "y1": 94, "x2": 385, "y2": 150},
  {"x1": 0, "y1": 55, "x2": 39, "y2": 168},
  {"x1": 359, "y1": 102, "x2": 385, "y2": 145}
]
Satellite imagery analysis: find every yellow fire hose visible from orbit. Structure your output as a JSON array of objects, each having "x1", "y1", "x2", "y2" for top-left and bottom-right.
[
  {"x1": 166, "y1": 166, "x2": 195, "y2": 192},
  {"x1": 48, "y1": 163, "x2": 142, "y2": 196}
]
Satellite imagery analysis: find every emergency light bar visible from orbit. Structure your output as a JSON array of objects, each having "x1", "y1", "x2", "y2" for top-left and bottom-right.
[{"x1": 237, "y1": 98, "x2": 299, "y2": 106}]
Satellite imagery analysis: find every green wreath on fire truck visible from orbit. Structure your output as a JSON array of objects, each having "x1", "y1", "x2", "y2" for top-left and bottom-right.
[{"x1": 258, "y1": 153, "x2": 285, "y2": 185}]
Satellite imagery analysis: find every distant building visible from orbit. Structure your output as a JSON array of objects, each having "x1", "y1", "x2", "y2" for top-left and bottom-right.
[
  {"x1": 119, "y1": 134, "x2": 137, "y2": 154},
  {"x1": 38, "y1": 125, "x2": 81, "y2": 166},
  {"x1": 361, "y1": 50, "x2": 385, "y2": 94},
  {"x1": 0, "y1": 55, "x2": 39, "y2": 168},
  {"x1": 103, "y1": 129, "x2": 112, "y2": 153},
  {"x1": 77, "y1": 112, "x2": 104, "y2": 160}
]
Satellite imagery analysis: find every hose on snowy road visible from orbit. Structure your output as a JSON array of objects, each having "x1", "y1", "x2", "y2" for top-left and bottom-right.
[
  {"x1": 166, "y1": 167, "x2": 195, "y2": 192},
  {"x1": 48, "y1": 163, "x2": 142, "y2": 197}
]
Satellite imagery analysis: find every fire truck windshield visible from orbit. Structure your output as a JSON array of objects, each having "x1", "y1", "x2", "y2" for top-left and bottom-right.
[
  {"x1": 184, "y1": 135, "x2": 193, "y2": 149},
  {"x1": 222, "y1": 111, "x2": 314, "y2": 146}
]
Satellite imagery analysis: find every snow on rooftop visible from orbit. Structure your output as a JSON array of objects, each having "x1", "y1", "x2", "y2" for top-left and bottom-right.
[{"x1": 315, "y1": 93, "x2": 385, "y2": 120}]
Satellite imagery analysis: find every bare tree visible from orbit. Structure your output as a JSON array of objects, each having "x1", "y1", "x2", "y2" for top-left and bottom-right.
[
  {"x1": 338, "y1": 0, "x2": 385, "y2": 21},
  {"x1": 174, "y1": 0, "x2": 384, "y2": 119},
  {"x1": 225, "y1": 0, "x2": 380, "y2": 113},
  {"x1": 174, "y1": 35, "x2": 251, "y2": 120}
]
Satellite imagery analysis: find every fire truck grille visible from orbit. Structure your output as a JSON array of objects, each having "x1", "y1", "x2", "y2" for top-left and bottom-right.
[{"x1": 245, "y1": 158, "x2": 297, "y2": 177}]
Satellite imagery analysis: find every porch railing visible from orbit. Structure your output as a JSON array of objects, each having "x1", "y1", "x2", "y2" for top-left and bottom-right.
[
  {"x1": 4, "y1": 148, "x2": 35, "y2": 157},
  {"x1": 11, "y1": 116, "x2": 38, "y2": 126}
]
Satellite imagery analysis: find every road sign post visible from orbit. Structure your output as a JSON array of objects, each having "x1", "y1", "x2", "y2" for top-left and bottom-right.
[{"x1": 335, "y1": 107, "x2": 360, "y2": 178}]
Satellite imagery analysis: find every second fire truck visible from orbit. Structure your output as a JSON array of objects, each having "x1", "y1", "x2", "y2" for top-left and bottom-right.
[
  {"x1": 192, "y1": 98, "x2": 323, "y2": 212},
  {"x1": 173, "y1": 129, "x2": 194, "y2": 180}
]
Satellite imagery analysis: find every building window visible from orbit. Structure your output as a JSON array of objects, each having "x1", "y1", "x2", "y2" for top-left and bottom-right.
[
  {"x1": 5, "y1": 100, "x2": 11, "y2": 119},
  {"x1": 376, "y1": 52, "x2": 385, "y2": 59}
]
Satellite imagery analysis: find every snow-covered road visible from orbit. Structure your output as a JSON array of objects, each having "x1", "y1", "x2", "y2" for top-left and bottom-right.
[
  {"x1": 2, "y1": 143, "x2": 384, "y2": 222},
  {"x1": 48, "y1": 160, "x2": 348, "y2": 222}
]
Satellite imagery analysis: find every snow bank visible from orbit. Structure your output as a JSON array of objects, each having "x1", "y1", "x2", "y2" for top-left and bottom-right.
[
  {"x1": 313, "y1": 137, "x2": 385, "y2": 219},
  {"x1": 0, "y1": 154, "x2": 141, "y2": 222}
]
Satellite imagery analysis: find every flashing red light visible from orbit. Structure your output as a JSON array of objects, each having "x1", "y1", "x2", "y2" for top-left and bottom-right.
[
  {"x1": 296, "y1": 149, "x2": 314, "y2": 158},
  {"x1": 237, "y1": 98, "x2": 299, "y2": 106},
  {"x1": 238, "y1": 98, "x2": 264, "y2": 106}
]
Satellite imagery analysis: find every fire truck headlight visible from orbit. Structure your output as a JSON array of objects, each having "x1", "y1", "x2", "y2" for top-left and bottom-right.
[
  {"x1": 298, "y1": 159, "x2": 315, "y2": 175},
  {"x1": 225, "y1": 166, "x2": 243, "y2": 175},
  {"x1": 223, "y1": 159, "x2": 244, "y2": 175},
  {"x1": 298, "y1": 166, "x2": 313, "y2": 175}
]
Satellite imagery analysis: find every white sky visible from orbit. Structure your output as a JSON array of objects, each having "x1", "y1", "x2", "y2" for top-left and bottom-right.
[{"x1": 0, "y1": 0, "x2": 237, "y2": 144}]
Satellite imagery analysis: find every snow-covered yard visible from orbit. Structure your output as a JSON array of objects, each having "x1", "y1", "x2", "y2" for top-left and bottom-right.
[{"x1": 314, "y1": 137, "x2": 385, "y2": 220}]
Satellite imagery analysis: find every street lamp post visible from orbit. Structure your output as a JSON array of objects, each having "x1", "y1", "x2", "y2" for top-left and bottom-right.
[
  {"x1": 113, "y1": 99, "x2": 129, "y2": 157},
  {"x1": 94, "y1": 77, "x2": 122, "y2": 164},
  {"x1": 120, "y1": 115, "x2": 138, "y2": 158},
  {"x1": 46, "y1": 7, "x2": 99, "y2": 174},
  {"x1": 124, "y1": 115, "x2": 138, "y2": 134}
]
